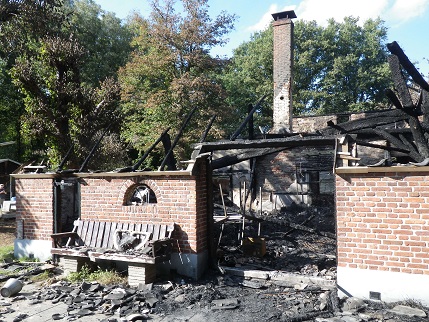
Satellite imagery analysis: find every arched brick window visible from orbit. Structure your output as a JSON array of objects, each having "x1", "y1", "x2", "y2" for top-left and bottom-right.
[{"x1": 127, "y1": 184, "x2": 157, "y2": 205}]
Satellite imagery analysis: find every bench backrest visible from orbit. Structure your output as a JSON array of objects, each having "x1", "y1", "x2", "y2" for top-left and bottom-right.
[{"x1": 70, "y1": 220, "x2": 175, "y2": 249}]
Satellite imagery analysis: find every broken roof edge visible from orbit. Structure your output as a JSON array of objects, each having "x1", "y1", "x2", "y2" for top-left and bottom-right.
[
  {"x1": 11, "y1": 169, "x2": 195, "y2": 179},
  {"x1": 193, "y1": 135, "x2": 337, "y2": 152}
]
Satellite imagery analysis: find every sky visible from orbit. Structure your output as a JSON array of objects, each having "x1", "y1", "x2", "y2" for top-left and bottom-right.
[{"x1": 94, "y1": 0, "x2": 429, "y2": 77}]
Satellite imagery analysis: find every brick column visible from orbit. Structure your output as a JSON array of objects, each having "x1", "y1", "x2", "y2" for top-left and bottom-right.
[{"x1": 272, "y1": 10, "x2": 296, "y2": 133}]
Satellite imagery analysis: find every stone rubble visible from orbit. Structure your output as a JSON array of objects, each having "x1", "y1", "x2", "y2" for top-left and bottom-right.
[{"x1": 0, "y1": 272, "x2": 427, "y2": 322}]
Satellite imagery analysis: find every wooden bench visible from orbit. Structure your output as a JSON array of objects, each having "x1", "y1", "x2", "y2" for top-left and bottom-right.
[{"x1": 51, "y1": 220, "x2": 175, "y2": 285}]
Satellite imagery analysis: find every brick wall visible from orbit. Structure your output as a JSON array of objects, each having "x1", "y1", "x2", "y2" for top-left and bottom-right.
[
  {"x1": 256, "y1": 145, "x2": 335, "y2": 206},
  {"x1": 14, "y1": 177, "x2": 54, "y2": 241},
  {"x1": 336, "y1": 170, "x2": 429, "y2": 275},
  {"x1": 78, "y1": 172, "x2": 207, "y2": 254},
  {"x1": 13, "y1": 160, "x2": 209, "y2": 257}
]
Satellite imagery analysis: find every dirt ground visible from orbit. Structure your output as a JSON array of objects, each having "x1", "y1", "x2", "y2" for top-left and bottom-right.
[{"x1": 0, "y1": 217, "x2": 15, "y2": 247}]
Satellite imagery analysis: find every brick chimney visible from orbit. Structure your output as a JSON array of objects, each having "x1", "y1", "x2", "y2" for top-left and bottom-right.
[{"x1": 272, "y1": 10, "x2": 296, "y2": 133}]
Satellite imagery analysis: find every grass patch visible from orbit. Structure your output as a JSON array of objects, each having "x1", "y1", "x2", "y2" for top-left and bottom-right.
[
  {"x1": 66, "y1": 265, "x2": 127, "y2": 285},
  {"x1": 30, "y1": 270, "x2": 56, "y2": 284},
  {"x1": 0, "y1": 245, "x2": 14, "y2": 262}
]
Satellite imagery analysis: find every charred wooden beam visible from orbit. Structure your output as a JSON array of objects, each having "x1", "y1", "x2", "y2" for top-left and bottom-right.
[
  {"x1": 422, "y1": 90, "x2": 429, "y2": 123},
  {"x1": 78, "y1": 124, "x2": 113, "y2": 172},
  {"x1": 326, "y1": 120, "x2": 346, "y2": 134},
  {"x1": 230, "y1": 94, "x2": 268, "y2": 141},
  {"x1": 385, "y1": 89, "x2": 403, "y2": 109},
  {"x1": 196, "y1": 136, "x2": 336, "y2": 152},
  {"x1": 387, "y1": 53, "x2": 429, "y2": 157},
  {"x1": 399, "y1": 133, "x2": 419, "y2": 157},
  {"x1": 57, "y1": 144, "x2": 74, "y2": 172},
  {"x1": 322, "y1": 109, "x2": 410, "y2": 135},
  {"x1": 159, "y1": 105, "x2": 198, "y2": 171},
  {"x1": 212, "y1": 148, "x2": 286, "y2": 169},
  {"x1": 373, "y1": 127, "x2": 423, "y2": 162},
  {"x1": 408, "y1": 115, "x2": 429, "y2": 158},
  {"x1": 200, "y1": 115, "x2": 216, "y2": 143},
  {"x1": 387, "y1": 54, "x2": 414, "y2": 109},
  {"x1": 387, "y1": 41, "x2": 429, "y2": 92},
  {"x1": 132, "y1": 127, "x2": 171, "y2": 171},
  {"x1": 353, "y1": 139, "x2": 409, "y2": 154},
  {"x1": 160, "y1": 133, "x2": 177, "y2": 171}
]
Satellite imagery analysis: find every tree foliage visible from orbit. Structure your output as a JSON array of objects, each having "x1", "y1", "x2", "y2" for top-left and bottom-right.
[
  {"x1": 222, "y1": 17, "x2": 392, "y2": 133},
  {"x1": 0, "y1": 0, "x2": 132, "y2": 168},
  {"x1": 220, "y1": 27, "x2": 274, "y2": 137},
  {"x1": 119, "y1": 0, "x2": 236, "y2": 167},
  {"x1": 295, "y1": 17, "x2": 392, "y2": 114}
]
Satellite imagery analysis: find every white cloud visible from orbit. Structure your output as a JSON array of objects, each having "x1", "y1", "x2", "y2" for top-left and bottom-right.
[
  {"x1": 387, "y1": 0, "x2": 429, "y2": 24},
  {"x1": 246, "y1": 0, "x2": 429, "y2": 33},
  {"x1": 295, "y1": 0, "x2": 389, "y2": 25},
  {"x1": 247, "y1": 4, "x2": 296, "y2": 32}
]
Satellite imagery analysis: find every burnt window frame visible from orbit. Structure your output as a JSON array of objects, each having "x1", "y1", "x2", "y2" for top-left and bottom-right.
[{"x1": 126, "y1": 184, "x2": 157, "y2": 205}]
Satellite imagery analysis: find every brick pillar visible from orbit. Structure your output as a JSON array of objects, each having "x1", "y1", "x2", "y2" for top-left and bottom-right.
[
  {"x1": 272, "y1": 10, "x2": 296, "y2": 133},
  {"x1": 128, "y1": 263, "x2": 156, "y2": 286}
]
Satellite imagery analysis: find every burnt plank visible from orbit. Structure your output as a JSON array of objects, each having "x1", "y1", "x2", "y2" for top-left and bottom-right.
[
  {"x1": 387, "y1": 54, "x2": 414, "y2": 109},
  {"x1": 196, "y1": 136, "x2": 336, "y2": 152},
  {"x1": 422, "y1": 90, "x2": 429, "y2": 123},
  {"x1": 387, "y1": 41, "x2": 429, "y2": 92},
  {"x1": 385, "y1": 89, "x2": 403, "y2": 109},
  {"x1": 408, "y1": 116, "x2": 429, "y2": 158},
  {"x1": 200, "y1": 115, "x2": 217, "y2": 143},
  {"x1": 374, "y1": 128, "x2": 422, "y2": 162},
  {"x1": 322, "y1": 109, "x2": 410, "y2": 135},
  {"x1": 399, "y1": 134, "x2": 419, "y2": 156},
  {"x1": 212, "y1": 148, "x2": 286, "y2": 169},
  {"x1": 160, "y1": 105, "x2": 200, "y2": 171}
]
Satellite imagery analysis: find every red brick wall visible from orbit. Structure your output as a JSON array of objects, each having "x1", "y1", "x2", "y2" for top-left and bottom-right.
[
  {"x1": 14, "y1": 178, "x2": 54, "y2": 241},
  {"x1": 336, "y1": 170, "x2": 429, "y2": 275},
  {"x1": 14, "y1": 161, "x2": 209, "y2": 256}
]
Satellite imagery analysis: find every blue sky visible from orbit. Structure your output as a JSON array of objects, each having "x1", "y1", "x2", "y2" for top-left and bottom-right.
[{"x1": 94, "y1": 0, "x2": 429, "y2": 77}]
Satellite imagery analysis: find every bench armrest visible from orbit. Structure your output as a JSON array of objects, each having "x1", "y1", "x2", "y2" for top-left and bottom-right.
[{"x1": 51, "y1": 232, "x2": 78, "y2": 248}]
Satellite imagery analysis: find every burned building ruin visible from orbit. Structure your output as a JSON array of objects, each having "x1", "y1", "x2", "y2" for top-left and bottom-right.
[{"x1": 9, "y1": 9, "x2": 429, "y2": 306}]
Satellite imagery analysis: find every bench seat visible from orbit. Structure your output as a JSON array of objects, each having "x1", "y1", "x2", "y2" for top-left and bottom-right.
[{"x1": 51, "y1": 219, "x2": 175, "y2": 285}]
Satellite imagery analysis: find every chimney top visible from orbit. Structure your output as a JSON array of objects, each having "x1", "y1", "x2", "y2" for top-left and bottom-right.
[{"x1": 271, "y1": 10, "x2": 297, "y2": 21}]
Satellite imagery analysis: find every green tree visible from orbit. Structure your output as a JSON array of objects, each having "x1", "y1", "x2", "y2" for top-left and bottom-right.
[
  {"x1": 0, "y1": 0, "x2": 133, "y2": 169},
  {"x1": 222, "y1": 17, "x2": 392, "y2": 131},
  {"x1": 119, "y1": 0, "x2": 235, "y2": 168},
  {"x1": 0, "y1": 56, "x2": 24, "y2": 160},
  {"x1": 220, "y1": 27, "x2": 274, "y2": 137},
  {"x1": 300, "y1": 17, "x2": 392, "y2": 114}
]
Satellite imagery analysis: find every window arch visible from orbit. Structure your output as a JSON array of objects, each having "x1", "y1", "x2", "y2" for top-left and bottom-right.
[{"x1": 127, "y1": 184, "x2": 157, "y2": 205}]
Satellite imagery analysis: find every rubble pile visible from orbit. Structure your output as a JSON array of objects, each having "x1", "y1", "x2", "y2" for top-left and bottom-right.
[
  {"x1": 216, "y1": 205, "x2": 337, "y2": 276},
  {"x1": 1, "y1": 274, "x2": 428, "y2": 322}
]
